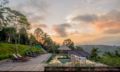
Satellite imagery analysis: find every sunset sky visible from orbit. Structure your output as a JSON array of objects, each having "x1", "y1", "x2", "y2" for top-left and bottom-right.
[{"x1": 9, "y1": 0, "x2": 120, "y2": 45}]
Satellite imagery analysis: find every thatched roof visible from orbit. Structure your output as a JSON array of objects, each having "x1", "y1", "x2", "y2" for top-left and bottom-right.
[{"x1": 58, "y1": 46, "x2": 71, "y2": 51}]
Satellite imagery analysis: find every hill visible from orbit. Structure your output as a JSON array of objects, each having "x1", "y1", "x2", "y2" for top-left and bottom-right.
[{"x1": 79, "y1": 45, "x2": 120, "y2": 54}]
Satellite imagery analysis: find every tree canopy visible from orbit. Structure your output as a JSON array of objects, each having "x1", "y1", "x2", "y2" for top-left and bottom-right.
[{"x1": 63, "y1": 39, "x2": 74, "y2": 50}]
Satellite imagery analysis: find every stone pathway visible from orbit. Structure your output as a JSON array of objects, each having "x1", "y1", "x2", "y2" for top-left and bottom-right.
[{"x1": 0, "y1": 53, "x2": 52, "y2": 71}]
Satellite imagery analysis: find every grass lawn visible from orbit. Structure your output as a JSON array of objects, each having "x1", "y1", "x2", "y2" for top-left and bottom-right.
[{"x1": 0, "y1": 43, "x2": 45, "y2": 60}]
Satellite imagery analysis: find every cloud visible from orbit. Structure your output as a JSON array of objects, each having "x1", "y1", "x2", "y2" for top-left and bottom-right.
[
  {"x1": 93, "y1": 10, "x2": 120, "y2": 34},
  {"x1": 10, "y1": 0, "x2": 49, "y2": 23},
  {"x1": 66, "y1": 10, "x2": 120, "y2": 35},
  {"x1": 70, "y1": 14, "x2": 98, "y2": 23},
  {"x1": 68, "y1": 10, "x2": 120, "y2": 34},
  {"x1": 31, "y1": 24, "x2": 47, "y2": 28},
  {"x1": 53, "y1": 23, "x2": 71, "y2": 37},
  {"x1": 104, "y1": 29, "x2": 120, "y2": 34},
  {"x1": 39, "y1": 24, "x2": 47, "y2": 28}
]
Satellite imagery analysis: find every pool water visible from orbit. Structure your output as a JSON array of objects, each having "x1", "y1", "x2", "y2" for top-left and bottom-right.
[{"x1": 58, "y1": 58, "x2": 70, "y2": 64}]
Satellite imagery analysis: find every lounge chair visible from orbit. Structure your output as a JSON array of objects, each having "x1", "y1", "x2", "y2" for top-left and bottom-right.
[
  {"x1": 25, "y1": 51, "x2": 38, "y2": 57},
  {"x1": 12, "y1": 53, "x2": 29, "y2": 62}
]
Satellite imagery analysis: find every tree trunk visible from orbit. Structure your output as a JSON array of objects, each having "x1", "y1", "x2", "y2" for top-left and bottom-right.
[
  {"x1": 15, "y1": 34, "x2": 18, "y2": 54},
  {"x1": 8, "y1": 34, "x2": 11, "y2": 43}
]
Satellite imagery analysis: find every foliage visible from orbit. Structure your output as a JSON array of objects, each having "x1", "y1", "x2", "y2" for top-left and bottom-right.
[
  {"x1": 103, "y1": 51, "x2": 113, "y2": 57},
  {"x1": 89, "y1": 48, "x2": 100, "y2": 61},
  {"x1": 0, "y1": 1, "x2": 38, "y2": 45},
  {"x1": 98, "y1": 55, "x2": 120, "y2": 66},
  {"x1": 0, "y1": 27, "x2": 16, "y2": 42},
  {"x1": 0, "y1": 27, "x2": 36, "y2": 45},
  {"x1": 0, "y1": 0, "x2": 31, "y2": 44},
  {"x1": 18, "y1": 27, "x2": 30, "y2": 44},
  {"x1": 90, "y1": 48, "x2": 120, "y2": 66},
  {"x1": 0, "y1": 0, "x2": 45, "y2": 60},
  {"x1": 0, "y1": 7, "x2": 30, "y2": 29},
  {"x1": 115, "y1": 50, "x2": 120, "y2": 57},
  {"x1": 34, "y1": 28, "x2": 59, "y2": 53},
  {"x1": 63, "y1": 39, "x2": 74, "y2": 50},
  {"x1": 0, "y1": 0, "x2": 58, "y2": 54},
  {"x1": 75, "y1": 46, "x2": 84, "y2": 51}
]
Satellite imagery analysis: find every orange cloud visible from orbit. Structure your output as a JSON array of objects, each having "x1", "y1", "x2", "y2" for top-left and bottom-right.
[
  {"x1": 93, "y1": 20, "x2": 120, "y2": 33},
  {"x1": 51, "y1": 10, "x2": 120, "y2": 45},
  {"x1": 92, "y1": 10, "x2": 120, "y2": 34},
  {"x1": 51, "y1": 33, "x2": 100, "y2": 45}
]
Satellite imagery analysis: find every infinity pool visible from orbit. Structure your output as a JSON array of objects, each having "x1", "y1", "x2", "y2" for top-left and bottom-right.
[{"x1": 58, "y1": 58, "x2": 70, "y2": 64}]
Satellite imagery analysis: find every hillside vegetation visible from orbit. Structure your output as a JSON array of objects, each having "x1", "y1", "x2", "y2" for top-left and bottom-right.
[
  {"x1": 0, "y1": 43, "x2": 45, "y2": 60},
  {"x1": 89, "y1": 48, "x2": 120, "y2": 66},
  {"x1": 99, "y1": 55, "x2": 120, "y2": 66}
]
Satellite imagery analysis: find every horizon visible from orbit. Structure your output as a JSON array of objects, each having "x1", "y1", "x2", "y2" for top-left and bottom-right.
[{"x1": 8, "y1": 0, "x2": 120, "y2": 45}]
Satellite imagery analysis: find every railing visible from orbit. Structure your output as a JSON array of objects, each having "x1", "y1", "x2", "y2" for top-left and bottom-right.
[
  {"x1": 47, "y1": 63, "x2": 95, "y2": 67},
  {"x1": 45, "y1": 66, "x2": 120, "y2": 72}
]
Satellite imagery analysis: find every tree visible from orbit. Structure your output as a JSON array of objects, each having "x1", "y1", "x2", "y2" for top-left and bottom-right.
[
  {"x1": 0, "y1": 0, "x2": 9, "y2": 29},
  {"x1": 63, "y1": 39, "x2": 74, "y2": 50},
  {"x1": 4, "y1": 27, "x2": 16, "y2": 43},
  {"x1": 10, "y1": 10, "x2": 30, "y2": 54},
  {"x1": 18, "y1": 27, "x2": 29, "y2": 44},
  {"x1": 0, "y1": 0, "x2": 31, "y2": 54},
  {"x1": 0, "y1": 27, "x2": 16, "y2": 43},
  {"x1": 90, "y1": 48, "x2": 100, "y2": 61},
  {"x1": 28, "y1": 34, "x2": 38, "y2": 50},
  {"x1": 75, "y1": 46, "x2": 84, "y2": 51},
  {"x1": 43, "y1": 34, "x2": 53, "y2": 52},
  {"x1": 51, "y1": 42, "x2": 60, "y2": 53},
  {"x1": 34, "y1": 27, "x2": 59, "y2": 52},
  {"x1": 34, "y1": 28, "x2": 44, "y2": 42},
  {"x1": 29, "y1": 34, "x2": 37, "y2": 44},
  {"x1": 0, "y1": 0, "x2": 30, "y2": 44},
  {"x1": 0, "y1": 0, "x2": 9, "y2": 7},
  {"x1": 0, "y1": 0, "x2": 30, "y2": 32},
  {"x1": 115, "y1": 50, "x2": 120, "y2": 57}
]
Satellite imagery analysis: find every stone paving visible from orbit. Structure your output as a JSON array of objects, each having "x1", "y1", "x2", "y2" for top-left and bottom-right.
[{"x1": 0, "y1": 53, "x2": 52, "y2": 71}]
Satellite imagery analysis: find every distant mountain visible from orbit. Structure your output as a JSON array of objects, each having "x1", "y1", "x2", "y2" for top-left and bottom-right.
[{"x1": 79, "y1": 45, "x2": 120, "y2": 55}]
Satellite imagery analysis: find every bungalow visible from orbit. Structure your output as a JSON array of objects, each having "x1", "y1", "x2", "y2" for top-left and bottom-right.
[
  {"x1": 58, "y1": 46, "x2": 90, "y2": 63},
  {"x1": 68, "y1": 50, "x2": 90, "y2": 63},
  {"x1": 58, "y1": 46, "x2": 89, "y2": 58},
  {"x1": 68, "y1": 50, "x2": 90, "y2": 58}
]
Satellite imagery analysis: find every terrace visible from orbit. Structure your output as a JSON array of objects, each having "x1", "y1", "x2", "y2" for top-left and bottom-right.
[{"x1": 0, "y1": 45, "x2": 108, "y2": 72}]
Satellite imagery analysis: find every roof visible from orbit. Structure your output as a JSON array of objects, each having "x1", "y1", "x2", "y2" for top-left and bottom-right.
[
  {"x1": 58, "y1": 46, "x2": 71, "y2": 51},
  {"x1": 68, "y1": 50, "x2": 90, "y2": 57}
]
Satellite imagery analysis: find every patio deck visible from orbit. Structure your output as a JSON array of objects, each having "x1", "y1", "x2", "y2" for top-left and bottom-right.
[{"x1": 0, "y1": 53, "x2": 52, "y2": 71}]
